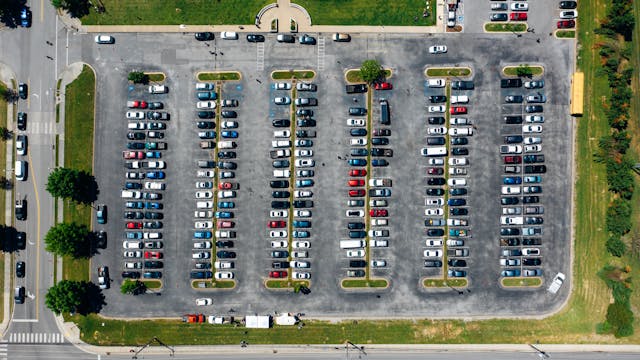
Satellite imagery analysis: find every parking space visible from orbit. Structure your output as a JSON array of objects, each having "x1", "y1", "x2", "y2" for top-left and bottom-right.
[{"x1": 90, "y1": 31, "x2": 573, "y2": 317}]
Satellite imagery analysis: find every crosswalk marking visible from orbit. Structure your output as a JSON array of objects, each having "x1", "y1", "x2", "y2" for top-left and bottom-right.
[
  {"x1": 28, "y1": 121, "x2": 55, "y2": 135},
  {"x1": 317, "y1": 37, "x2": 325, "y2": 71},
  {"x1": 256, "y1": 43, "x2": 265, "y2": 71},
  {"x1": 0, "y1": 341, "x2": 7, "y2": 359},
  {"x1": 7, "y1": 332, "x2": 64, "y2": 343}
]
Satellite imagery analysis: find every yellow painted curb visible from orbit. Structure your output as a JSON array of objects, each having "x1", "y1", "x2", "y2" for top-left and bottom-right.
[{"x1": 264, "y1": 279, "x2": 311, "y2": 290}]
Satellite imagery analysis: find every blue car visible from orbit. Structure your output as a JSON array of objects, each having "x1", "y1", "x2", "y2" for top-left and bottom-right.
[
  {"x1": 524, "y1": 175, "x2": 542, "y2": 183},
  {"x1": 295, "y1": 179, "x2": 314, "y2": 187},
  {"x1": 125, "y1": 182, "x2": 142, "y2": 189},
  {"x1": 215, "y1": 211, "x2": 233, "y2": 219},
  {"x1": 145, "y1": 151, "x2": 161, "y2": 158},
  {"x1": 292, "y1": 220, "x2": 311, "y2": 228},
  {"x1": 145, "y1": 202, "x2": 162, "y2": 209},
  {"x1": 20, "y1": 8, "x2": 31, "y2": 28},
  {"x1": 448, "y1": 198, "x2": 466, "y2": 206},
  {"x1": 221, "y1": 131, "x2": 238, "y2": 138},
  {"x1": 293, "y1": 231, "x2": 310, "y2": 238},
  {"x1": 125, "y1": 201, "x2": 144, "y2": 209},
  {"x1": 126, "y1": 232, "x2": 143, "y2": 239},
  {"x1": 503, "y1": 177, "x2": 522, "y2": 184},
  {"x1": 146, "y1": 171, "x2": 165, "y2": 179},
  {"x1": 218, "y1": 201, "x2": 235, "y2": 209},
  {"x1": 348, "y1": 159, "x2": 367, "y2": 166},
  {"x1": 194, "y1": 231, "x2": 212, "y2": 239},
  {"x1": 351, "y1": 148, "x2": 368, "y2": 156},
  {"x1": 371, "y1": 159, "x2": 388, "y2": 167}
]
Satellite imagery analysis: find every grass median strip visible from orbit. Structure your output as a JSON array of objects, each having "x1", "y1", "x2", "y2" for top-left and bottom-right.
[
  {"x1": 425, "y1": 68, "x2": 471, "y2": 78},
  {"x1": 555, "y1": 30, "x2": 576, "y2": 38},
  {"x1": 271, "y1": 70, "x2": 315, "y2": 80},
  {"x1": 198, "y1": 72, "x2": 241, "y2": 82},
  {"x1": 423, "y1": 278, "x2": 467, "y2": 288},
  {"x1": 484, "y1": 23, "x2": 527, "y2": 33},
  {"x1": 501, "y1": 277, "x2": 541, "y2": 287},
  {"x1": 146, "y1": 72, "x2": 166, "y2": 82},
  {"x1": 503, "y1": 65, "x2": 544, "y2": 77}
]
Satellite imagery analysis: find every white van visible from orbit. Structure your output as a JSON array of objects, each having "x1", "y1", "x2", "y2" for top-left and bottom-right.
[
  {"x1": 196, "y1": 201, "x2": 213, "y2": 209},
  {"x1": 273, "y1": 169, "x2": 290, "y2": 178},
  {"x1": 14, "y1": 160, "x2": 26, "y2": 181},
  {"x1": 340, "y1": 240, "x2": 366, "y2": 249},
  {"x1": 218, "y1": 141, "x2": 237, "y2": 149},
  {"x1": 447, "y1": 11, "x2": 456, "y2": 27},
  {"x1": 427, "y1": 78, "x2": 445, "y2": 88},
  {"x1": 420, "y1": 147, "x2": 447, "y2": 157},
  {"x1": 450, "y1": 95, "x2": 469, "y2": 104},
  {"x1": 272, "y1": 140, "x2": 291, "y2": 148},
  {"x1": 121, "y1": 190, "x2": 141, "y2": 199},
  {"x1": 220, "y1": 32, "x2": 238, "y2": 40}
]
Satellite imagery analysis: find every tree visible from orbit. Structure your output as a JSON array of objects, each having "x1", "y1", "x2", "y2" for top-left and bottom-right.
[
  {"x1": 128, "y1": 71, "x2": 149, "y2": 84},
  {"x1": 515, "y1": 65, "x2": 533, "y2": 77},
  {"x1": 606, "y1": 301, "x2": 634, "y2": 337},
  {"x1": 606, "y1": 236, "x2": 626, "y2": 257},
  {"x1": 45, "y1": 280, "x2": 86, "y2": 315},
  {"x1": 0, "y1": 127, "x2": 11, "y2": 140},
  {"x1": 44, "y1": 222, "x2": 90, "y2": 257},
  {"x1": 46, "y1": 167, "x2": 79, "y2": 199},
  {"x1": 360, "y1": 60, "x2": 383, "y2": 83},
  {"x1": 120, "y1": 280, "x2": 146, "y2": 295},
  {"x1": 50, "y1": 0, "x2": 90, "y2": 18}
]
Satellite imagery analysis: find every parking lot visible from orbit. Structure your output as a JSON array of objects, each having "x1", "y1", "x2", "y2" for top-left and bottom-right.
[{"x1": 89, "y1": 30, "x2": 574, "y2": 318}]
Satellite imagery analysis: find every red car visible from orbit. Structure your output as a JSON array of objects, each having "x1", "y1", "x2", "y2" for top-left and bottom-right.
[
  {"x1": 370, "y1": 209, "x2": 388, "y2": 217},
  {"x1": 374, "y1": 82, "x2": 393, "y2": 90},
  {"x1": 123, "y1": 151, "x2": 144, "y2": 159},
  {"x1": 269, "y1": 271, "x2": 287, "y2": 278},
  {"x1": 349, "y1": 189, "x2": 366, "y2": 197},
  {"x1": 217, "y1": 220, "x2": 234, "y2": 228},
  {"x1": 427, "y1": 167, "x2": 444, "y2": 175},
  {"x1": 349, "y1": 169, "x2": 367, "y2": 177},
  {"x1": 557, "y1": 20, "x2": 575, "y2": 29},
  {"x1": 144, "y1": 251, "x2": 163, "y2": 259},
  {"x1": 128, "y1": 100, "x2": 148, "y2": 109},
  {"x1": 126, "y1": 222, "x2": 142, "y2": 229},
  {"x1": 510, "y1": 12, "x2": 527, "y2": 21},
  {"x1": 218, "y1": 182, "x2": 233, "y2": 190},
  {"x1": 348, "y1": 179, "x2": 365, "y2": 187},
  {"x1": 268, "y1": 221, "x2": 286, "y2": 228},
  {"x1": 450, "y1": 106, "x2": 467, "y2": 115},
  {"x1": 504, "y1": 156, "x2": 522, "y2": 164}
]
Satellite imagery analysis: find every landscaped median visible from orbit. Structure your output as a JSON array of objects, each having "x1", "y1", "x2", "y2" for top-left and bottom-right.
[
  {"x1": 271, "y1": 70, "x2": 316, "y2": 80},
  {"x1": 191, "y1": 280, "x2": 235, "y2": 290},
  {"x1": 145, "y1": 72, "x2": 166, "y2": 82},
  {"x1": 142, "y1": 280, "x2": 163, "y2": 290},
  {"x1": 502, "y1": 64, "x2": 544, "y2": 77},
  {"x1": 341, "y1": 278, "x2": 389, "y2": 289},
  {"x1": 501, "y1": 277, "x2": 542, "y2": 287},
  {"x1": 345, "y1": 68, "x2": 392, "y2": 84},
  {"x1": 555, "y1": 30, "x2": 576, "y2": 39},
  {"x1": 484, "y1": 22, "x2": 527, "y2": 33},
  {"x1": 265, "y1": 279, "x2": 310, "y2": 291},
  {"x1": 423, "y1": 278, "x2": 468, "y2": 288},
  {"x1": 425, "y1": 67, "x2": 472, "y2": 78},
  {"x1": 197, "y1": 71, "x2": 241, "y2": 82}
]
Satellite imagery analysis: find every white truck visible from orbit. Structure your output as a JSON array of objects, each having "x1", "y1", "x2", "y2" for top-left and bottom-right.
[
  {"x1": 368, "y1": 178, "x2": 392, "y2": 187},
  {"x1": 547, "y1": 272, "x2": 566, "y2": 294},
  {"x1": 97, "y1": 266, "x2": 109, "y2": 289}
]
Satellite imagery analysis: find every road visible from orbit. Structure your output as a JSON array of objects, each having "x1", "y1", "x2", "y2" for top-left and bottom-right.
[{"x1": 0, "y1": 0, "x2": 65, "y2": 346}]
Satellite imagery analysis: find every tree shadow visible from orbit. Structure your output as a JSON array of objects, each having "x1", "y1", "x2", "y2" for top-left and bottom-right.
[
  {"x1": 0, "y1": 226, "x2": 25, "y2": 253},
  {"x1": 78, "y1": 282, "x2": 105, "y2": 315},
  {"x1": 73, "y1": 171, "x2": 99, "y2": 204},
  {"x1": 0, "y1": 0, "x2": 26, "y2": 29}
]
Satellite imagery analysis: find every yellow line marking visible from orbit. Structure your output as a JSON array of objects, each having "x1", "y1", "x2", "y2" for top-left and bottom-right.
[{"x1": 27, "y1": 151, "x2": 41, "y2": 320}]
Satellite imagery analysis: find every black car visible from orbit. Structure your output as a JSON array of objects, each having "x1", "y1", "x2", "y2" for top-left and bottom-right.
[
  {"x1": 148, "y1": 102, "x2": 163, "y2": 110},
  {"x1": 297, "y1": 119, "x2": 316, "y2": 127},
  {"x1": 96, "y1": 230, "x2": 107, "y2": 249},
  {"x1": 427, "y1": 137, "x2": 446, "y2": 145},
  {"x1": 522, "y1": 238, "x2": 542, "y2": 246},
  {"x1": 144, "y1": 212, "x2": 163, "y2": 220},
  {"x1": 426, "y1": 229, "x2": 444, "y2": 237},
  {"x1": 218, "y1": 161, "x2": 237, "y2": 170},
  {"x1": 559, "y1": 1, "x2": 577, "y2": 9},
  {"x1": 504, "y1": 135, "x2": 523, "y2": 144},
  {"x1": 523, "y1": 196, "x2": 540, "y2": 204},
  {"x1": 195, "y1": 32, "x2": 214, "y2": 41},
  {"x1": 218, "y1": 151, "x2": 236, "y2": 159},
  {"x1": 451, "y1": 148, "x2": 468, "y2": 156},
  {"x1": 296, "y1": 109, "x2": 313, "y2": 117},
  {"x1": 190, "y1": 271, "x2": 213, "y2": 279},
  {"x1": 525, "y1": 165, "x2": 547, "y2": 174},
  {"x1": 450, "y1": 208, "x2": 468, "y2": 216},
  {"x1": 272, "y1": 261, "x2": 289, "y2": 269},
  {"x1": 427, "y1": 178, "x2": 445, "y2": 186},
  {"x1": 349, "y1": 231, "x2": 366, "y2": 239},
  {"x1": 125, "y1": 182, "x2": 142, "y2": 190},
  {"x1": 525, "y1": 105, "x2": 544, "y2": 113},
  {"x1": 122, "y1": 271, "x2": 141, "y2": 279},
  {"x1": 246, "y1": 34, "x2": 265, "y2": 42},
  {"x1": 500, "y1": 238, "x2": 520, "y2": 246},
  {"x1": 451, "y1": 137, "x2": 468, "y2": 145},
  {"x1": 296, "y1": 130, "x2": 316, "y2": 138},
  {"x1": 127, "y1": 142, "x2": 145, "y2": 150},
  {"x1": 15, "y1": 231, "x2": 26, "y2": 250},
  {"x1": 17, "y1": 112, "x2": 27, "y2": 131},
  {"x1": 348, "y1": 222, "x2": 365, "y2": 230},
  {"x1": 272, "y1": 191, "x2": 290, "y2": 198},
  {"x1": 451, "y1": 80, "x2": 474, "y2": 90},
  {"x1": 448, "y1": 259, "x2": 467, "y2": 267},
  {"x1": 490, "y1": 13, "x2": 508, "y2": 21},
  {"x1": 217, "y1": 251, "x2": 236, "y2": 259},
  {"x1": 504, "y1": 115, "x2": 523, "y2": 124},
  {"x1": 523, "y1": 258, "x2": 542, "y2": 266},
  {"x1": 373, "y1": 128, "x2": 391, "y2": 136},
  {"x1": 144, "y1": 261, "x2": 163, "y2": 269},
  {"x1": 426, "y1": 188, "x2": 445, "y2": 196},
  {"x1": 448, "y1": 198, "x2": 466, "y2": 206},
  {"x1": 371, "y1": 138, "x2": 389, "y2": 145},
  {"x1": 429, "y1": 95, "x2": 447, "y2": 103},
  {"x1": 16, "y1": 261, "x2": 25, "y2": 278},
  {"x1": 216, "y1": 240, "x2": 234, "y2": 248},
  {"x1": 525, "y1": 216, "x2": 544, "y2": 225},
  {"x1": 370, "y1": 148, "x2": 393, "y2": 157},
  {"x1": 349, "y1": 260, "x2": 367, "y2": 268},
  {"x1": 271, "y1": 201, "x2": 290, "y2": 209},
  {"x1": 500, "y1": 78, "x2": 522, "y2": 88},
  {"x1": 350, "y1": 128, "x2": 367, "y2": 137},
  {"x1": 127, "y1": 132, "x2": 145, "y2": 140},
  {"x1": 197, "y1": 121, "x2": 216, "y2": 129},
  {"x1": 348, "y1": 107, "x2": 367, "y2": 116},
  {"x1": 501, "y1": 228, "x2": 520, "y2": 236},
  {"x1": 221, "y1": 110, "x2": 237, "y2": 118},
  {"x1": 195, "y1": 262, "x2": 212, "y2": 269},
  {"x1": 424, "y1": 260, "x2": 443, "y2": 268},
  {"x1": 505, "y1": 95, "x2": 524, "y2": 103},
  {"x1": 272, "y1": 119, "x2": 290, "y2": 127},
  {"x1": 270, "y1": 251, "x2": 289, "y2": 258},
  {"x1": 501, "y1": 197, "x2": 519, "y2": 205},
  {"x1": 351, "y1": 148, "x2": 368, "y2": 156},
  {"x1": 124, "y1": 211, "x2": 144, "y2": 219},
  {"x1": 524, "y1": 155, "x2": 545, "y2": 163},
  {"x1": 197, "y1": 111, "x2": 215, "y2": 119},
  {"x1": 270, "y1": 180, "x2": 289, "y2": 188},
  {"x1": 18, "y1": 83, "x2": 28, "y2": 99},
  {"x1": 293, "y1": 200, "x2": 313, "y2": 208},
  {"x1": 449, "y1": 188, "x2": 467, "y2": 196},
  {"x1": 428, "y1": 116, "x2": 445, "y2": 125}
]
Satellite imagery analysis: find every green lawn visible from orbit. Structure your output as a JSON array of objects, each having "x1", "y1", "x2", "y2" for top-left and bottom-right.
[
  {"x1": 501, "y1": 278, "x2": 542, "y2": 287},
  {"x1": 146, "y1": 73, "x2": 165, "y2": 82},
  {"x1": 484, "y1": 23, "x2": 527, "y2": 32},
  {"x1": 294, "y1": 0, "x2": 436, "y2": 26},
  {"x1": 345, "y1": 69, "x2": 391, "y2": 83},
  {"x1": 61, "y1": 65, "x2": 95, "y2": 282},
  {"x1": 271, "y1": 70, "x2": 315, "y2": 80},
  {"x1": 197, "y1": 72, "x2": 241, "y2": 81},
  {"x1": 81, "y1": 0, "x2": 271, "y2": 25},
  {"x1": 556, "y1": 30, "x2": 576, "y2": 38},
  {"x1": 423, "y1": 278, "x2": 468, "y2": 288},
  {"x1": 425, "y1": 68, "x2": 471, "y2": 77}
]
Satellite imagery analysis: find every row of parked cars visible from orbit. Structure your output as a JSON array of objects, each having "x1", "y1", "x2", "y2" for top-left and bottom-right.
[
  {"x1": 120, "y1": 85, "x2": 172, "y2": 280},
  {"x1": 421, "y1": 78, "x2": 475, "y2": 278},
  {"x1": 488, "y1": 1, "x2": 529, "y2": 22},
  {"x1": 194, "y1": 32, "x2": 351, "y2": 43},
  {"x1": 267, "y1": 81, "x2": 318, "y2": 280},
  {"x1": 190, "y1": 82, "x2": 241, "y2": 281},
  {"x1": 499, "y1": 77, "x2": 546, "y2": 278},
  {"x1": 343, "y1": 83, "x2": 393, "y2": 277},
  {"x1": 13, "y1": 82, "x2": 29, "y2": 304}
]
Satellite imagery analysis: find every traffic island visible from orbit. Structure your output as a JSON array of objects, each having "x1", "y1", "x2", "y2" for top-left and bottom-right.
[
  {"x1": 191, "y1": 280, "x2": 236, "y2": 290},
  {"x1": 502, "y1": 64, "x2": 544, "y2": 77},
  {"x1": 197, "y1": 71, "x2": 242, "y2": 82},
  {"x1": 270, "y1": 70, "x2": 316, "y2": 80},
  {"x1": 345, "y1": 68, "x2": 392, "y2": 84},
  {"x1": 422, "y1": 278, "x2": 468, "y2": 288},
  {"x1": 501, "y1": 277, "x2": 542, "y2": 288},
  {"x1": 425, "y1": 67, "x2": 472, "y2": 78},
  {"x1": 145, "y1": 72, "x2": 166, "y2": 82},
  {"x1": 265, "y1": 280, "x2": 310, "y2": 291},
  {"x1": 555, "y1": 30, "x2": 576, "y2": 39},
  {"x1": 341, "y1": 278, "x2": 389, "y2": 289},
  {"x1": 484, "y1": 22, "x2": 527, "y2": 33},
  {"x1": 142, "y1": 280, "x2": 163, "y2": 290}
]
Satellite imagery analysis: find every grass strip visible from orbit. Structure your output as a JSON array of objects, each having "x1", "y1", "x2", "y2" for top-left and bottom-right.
[
  {"x1": 271, "y1": 70, "x2": 315, "y2": 80},
  {"x1": 423, "y1": 278, "x2": 467, "y2": 287},
  {"x1": 556, "y1": 30, "x2": 576, "y2": 38},
  {"x1": 142, "y1": 280, "x2": 162, "y2": 289},
  {"x1": 503, "y1": 65, "x2": 544, "y2": 77},
  {"x1": 265, "y1": 280, "x2": 309, "y2": 289},
  {"x1": 294, "y1": 0, "x2": 436, "y2": 26},
  {"x1": 146, "y1": 73, "x2": 165, "y2": 82},
  {"x1": 345, "y1": 69, "x2": 391, "y2": 84},
  {"x1": 0, "y1": 81, "x2": 6, "y2": 322},
  {"x1": 198, "y1": 72, "x2": 241, "y2": 82},
  {"x1": 426, "y1": 68, "x2": 471, "y2": 77},
  {"x1": 501, "y1": 277, "x2": 542, "y2": 287},
  {"x1": 484, "y1": 23, "x2": 527, "y2": 32},
  {"x1": 342, "y1": 279, "x2": 388, "y2": 288}
]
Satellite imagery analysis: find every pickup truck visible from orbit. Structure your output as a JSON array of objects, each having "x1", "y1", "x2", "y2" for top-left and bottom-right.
[
  {"x1": 200, "y1": 141, "x2": 215, "y2": 149},
  {"x1": 145, "y1": 142, "x2": 167, "y2": 150},
  {"x1": 368, "y1": 178, "x2": 392, "y2": 187},
  {"x1": 369, "y1": 240, "x2": 388, "y2": 247},
  {"x1": 270, "y1": 149, "x2": 291, "y2": 159},
  {"x1": 98, "y1": 266, "x2": 109, "y2": 289},
  {"x1": 500, "y1": 145, "x2": 523, "y2": 154},
  {"x1": 447, "y1": 248, "x2": 469, "y2": 257},
  {"x1": 547, "y1": 272, "x2": 566, "y2": 294},
  {"x1": 296, "y1": 129, "x2": 316, "y2": 138},
  {"x1": 345, "y1": 84, "x2": 367, "y2": 94}
]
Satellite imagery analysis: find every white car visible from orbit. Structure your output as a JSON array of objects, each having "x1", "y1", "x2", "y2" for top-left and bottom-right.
[
  {"x1": 274, "y1": 82, "x2": 291, "y2": 90},
  {"x1": 293, "y1": 210, "x2": 311, "y2": 217},
  {"x1": 292, "y1": 251, "x2": 308, "y2": 258},
  {"x1": 214, "y1": 271, "x2": 234, "y2": 279},
  {"x1": 270, "y1": 240, "x2": 288, "y2": 248},
  {"x1": 218, "y1": 190, "x2": 236, "y2": 198},
  {"x1": 126, "y1": 111, "x2": 145, "y2": 120},
  {"x1": 371, "y1": 219, "x2": 388, "y2": 226},
  {"x1": 270, "y1": 210, "x2": 289, "y2": 218},
  {"x1": 193, "y1": 241, "x2": 212, "y2": 249},
  {"x1": 196, "y1": 201, "x2": 213, "y2": 209},
  {"x1": 148, "y1": 85, "x2": 167, "y2": 94},
  {"x1": 428, "y1": 127, "x2": 447, "y2": 135},
  {"x1": 560, "y1": 10, "x2": 578, "y2": 19},
  {"x1": 144, "y1": 182, "x2": 165, "y2": 190},
  {"x1": 350, "y1": 138, "x2": 367, "y2": 146},
  {"x1": 524, "y1": 144, "x2": 542, "y2": 153},
  {"x1": 368, "y1": 230, "x2": 389, "y2": 237},
  {"x1": 510, "y1": 2, "x2": 528, "y2": 11},
  {"x1": 429, "y1": 45, "x2": 447, "y2": 54},
  {"x1": 447, "y1": 239, "x2": 464, "y2": 247},
  {"x1": 196, "y1": 101, "x2": 216, "y2": 109},
  {"x1": 124, "y1": 262, "x2": 142, "y2": 269},
  {"x1": 427, "y1": 78, "x2": 446, "y2": 87},
  {"x1": 448, "y1": 178, "x2": 467, "y2": 187},
  {"x1": 525, "y1": 115, "x2": 544, "y2": 123},
  {"x1": 274, "y1": 96, "x2": 291, "y2": 105},
  {"x1": 428, "y1": 158, "x2": 445, "y2": 166},
  {"x1": 195, "y1": 191, "x2": 213, "y2": 199},
  {"x1": 222, "y1": 121, "x2": 238, "y2": 129},
  {"x1": 16, "y1": 136, "x2": 26, "y2": 155},
  {"x1": 292, "y1": 271, "x2": 311, "y2": 279},
  {"x1": 215, "y1": 230, "x2": 234, "y2": 238},
  {"x1": 425, "y1": 197, "x2": 444, "y2": 206},
  {"x1": 269, "y1": 230, "x2": 287, "y2": 238},
  {"x1": 502, "y1": 207, "x2": 522, "y2": 215},
  {"x1": 524, "y1": 137, "x2": 542, "y2": 144},
  {"x1": 370, "y1": 199, "x2": 387, "y2": 207},
  {"x1": 123, "y1": 251, "x2": 143, "y2": 258},
  {"x1": 294, "y1": 190, "x2": 312, "y2": 198},
  {"x1": 501, "y1": 186, "x2": 521, "y2": 195},
  {"x1": 195, "y1": 221, "x2": 213, "y2": 229},
  {"x1": 295, "y1": 159, "x2": 315, "y2": 167},
  {"x1": 423, "y1": 250, "x2": 442, "y2": 258},
  {"x1": 346, "y1": 210, "x2": 365, "y2": 217},
  {"x1": 347, "y1": 118, "x2": 366, "y2": 126},
  {"x1": 214, "y1": 261, "x2": 234, "y2": 269},
  {"x1": 143, "y1": 232, "x2": 161, "y2": 239},
  {"x1": 94, "y1": 35, "x2": 115, "y2": 44},
  {"x1": 196, "y1": 298, "x2": 213, "y2": 306},
  {"x1": 194, "y1": 210, "x2": 213, "y2": 218},
  {"x1": 346, "y1": 249, "x2": 365, "y2": 258},
  {"x1": 449, "y1": 127, "x2": 473, "y2": 136},
  {"x1": 293, "y1": 241, "x2": 310, "y2": 248},
  {"x1": 448, "y1": 157, "x2": 468, "y2": 166},
  {"x1": 450, "y1": 117, "x2": 468, "y2": 125},
  {"x1": 522, "y1": 248, "x2": 540, "y2": 256},
  {"x1": 425, "y1": 208, "x2": 444, "y2": 216},
  {"x1": 147, "y1": 161, "x2": 165, "y2": 169},
  {"x1": 523, "y1": 125, "x2": 542, "y2": 133},
  {"x1": 123, "y1": 241, "x2": 143, "y2": 249},
  {"x1": 195, "y1": 181, "x2": 213, "y2": 189},
  {"x1": 220, "y1": 31, "x2": 238, "y2": 40},
  {"x1": 371, "y1": 260, "x2": 387, "y2": 268},
  {"x1": 294, "y1": 149, "x2": 313, "y2": 157},
  {"x1": 274, "y1": 130, "x2": 291, "y2": 138},
  {"x1": 428, "y1": 105, "x2": 446, "y2": 113},
  {"x1": 197, "y1": 170, "x2": 215, "y2": 178},
  {"x1": 500, "y1": 258, "x2": 520, "y2": 267},
  {"x1": 290, "y1": 261, "x2": 310, "y2": 268},
  {"x1": 447, "y1": 218, "x2": 469, "y2": 226}
]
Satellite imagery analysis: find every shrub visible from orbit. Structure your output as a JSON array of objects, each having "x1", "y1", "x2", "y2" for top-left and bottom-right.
[
  {"x1": 128, "y1": 71, "x2": 149, "y2": 84},
  {"x1": 606, "y1": 236, "x2": 627, "y2": 257},
  {"x1": 606, "y1": 198, "x2": 632, "y2": 236}
]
